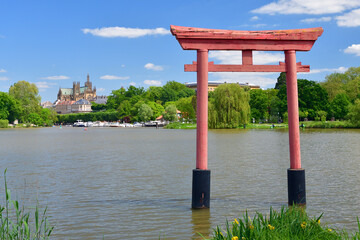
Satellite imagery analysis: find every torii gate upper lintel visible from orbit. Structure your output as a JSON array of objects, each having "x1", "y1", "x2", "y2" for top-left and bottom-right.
[{"x1": 171, "y1": 25, "x2": 323, "y2": 208}]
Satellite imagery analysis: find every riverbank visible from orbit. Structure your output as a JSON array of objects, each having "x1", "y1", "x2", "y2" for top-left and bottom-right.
[{"x1": 165, "y1": 121, "x2": 360, "y2": 129}]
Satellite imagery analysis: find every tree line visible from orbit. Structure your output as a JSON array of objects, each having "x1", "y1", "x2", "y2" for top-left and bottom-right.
[{"x1": 1, "y1": 66, "x2": 360, "y2": 127}]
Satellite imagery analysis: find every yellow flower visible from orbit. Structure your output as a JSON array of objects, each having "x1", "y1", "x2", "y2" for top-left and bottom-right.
[
  {"x1": 249, "y1": 225, "x2": 254, "y2": 230},
  {"x1": 241, "y1": 237, "x2": 246, "y2": 240},
  {"x1": 301, "y1": 221, "x2": 307, "y2": 229},
  {"x1": 234, "y1": 219, "x2": 239, "y2": 225},
  {"x1": 267, "y1": 224, "x2": 275, "y2": 230},
  {"x1": 232, "y1": 237, "x2": 239, "y2": 240},
  {"x1": 317, "y1": 219, "x2": 321, "y2": 224},
  {"x1": 327, "y1": 228, "x2": 333, "y2": 232}
]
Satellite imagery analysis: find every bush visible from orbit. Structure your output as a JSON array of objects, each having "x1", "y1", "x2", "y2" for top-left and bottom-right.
[{"x1": 0, "y1": 119, "x2": 9, "y2": 128}]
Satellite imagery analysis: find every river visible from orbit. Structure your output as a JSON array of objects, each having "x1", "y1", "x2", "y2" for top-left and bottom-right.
[{"x1": 0, "y1": 127, "x2": 359, "y2": 239}]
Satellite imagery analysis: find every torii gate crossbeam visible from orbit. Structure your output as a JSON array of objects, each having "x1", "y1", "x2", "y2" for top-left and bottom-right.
[{"x1": 171, "y1": 25, "x2": 323, "y2": 208}]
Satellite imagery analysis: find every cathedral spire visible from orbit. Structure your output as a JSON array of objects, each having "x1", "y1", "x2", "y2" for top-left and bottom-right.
[{"x1": 87, "y1": 73, "x2": 90, "y2": 82}]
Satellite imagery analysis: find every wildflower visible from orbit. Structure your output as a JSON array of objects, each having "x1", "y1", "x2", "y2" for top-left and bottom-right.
[
  {"x1": 327, "y1": 228, "x2": 333, "y2": 232},
  {"x1": 267, "y1": 224, "x2": 275, "y2": 230},
  {"x1": 242, "y1": 237, "x2": 246, "y2": 240},
  {"x1": 317, "y1": 219, "x2": 320, "y2": 224},
  {"x1": 234, "y1": 219, "x2": 239, "y2": 225},
  {"x1": 232, "y1": 237, "x2": 239, "y2": 240},
  {"x1": 249, "y1": 225, "x2": 254, "y2": 230},
  {"x1": 301, "y1": 221, "x2": 307, "y2": 229}
]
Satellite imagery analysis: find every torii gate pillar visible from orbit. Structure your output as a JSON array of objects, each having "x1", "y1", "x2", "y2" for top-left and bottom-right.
[{"x1": 171, "y1": 25, "x2": 323, "y2": 208}]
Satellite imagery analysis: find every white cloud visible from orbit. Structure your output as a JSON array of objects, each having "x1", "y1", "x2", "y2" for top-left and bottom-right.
[
  {"x1": 251, "y1": 16, "x2": 260, "y2": 21},
  {"x1": 129, "y1": 82, "x2": 136, "y2": 86},
  {"x1": 144, "y1": 80, "x2": 162, "y2": 86},
  {"x1": 336, "y1": 8, "x2": 360, "y2": 26},
  {"x1": 0, "y1": 76, "x2": 9, "y2": 81},
  {"x1": 35, "y1": 82, "x2": 57, "y2": 92},
  {"x1": 252, "y1": 0, "x2": 360, "y2": 15},
  {"x1": 209, "y1": 51, "x2": 284, "y2": 65},
  {"x1": 298, "y1": 66, "x2": 348, "y2": 74},
  {"x1": 41, "y1": 75, "x2": 70, "y2": 80},
  {"x1": 100, "y1": 75, "x2": 130, "y2": 80},
  {"x1": 82, "y1": 27, "x2": 170, "y2": 38},
  {"x1": 144, "y1": 63, "x2": 164, "y2": 71},
  {"x1": 344, "y1": 43, "x2": 360, "y2": 56},
  {"x1": 301, "y1": 16, "x2": 332, "y2": 23},
  {"x1": 0, "y1": 69, "x2": 6, "y2": 73},
  {"x1": 97, "y1": 88, "x2": 105, "y2": 92}
]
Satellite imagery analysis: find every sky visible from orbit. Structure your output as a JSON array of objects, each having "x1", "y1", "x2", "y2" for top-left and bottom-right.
[{"x1": 1, "y1": 0, "x2": 360, "y2": 102}]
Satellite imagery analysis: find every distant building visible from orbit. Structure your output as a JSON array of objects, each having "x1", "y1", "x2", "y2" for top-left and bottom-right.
[
  {"x1": 41, "y1": 101, "x2": 53, "y2": 109},
  {"x1": 185, "y1": 81, "x2": 260, "y2": 92},
  {"x1": 54, "y1": 99, "x2": 92, "y2": 114},
  {"x1": 92, "y1": 95, "x2": 108, "y2": 104},
  {"x1": 57, "y1": 74, "x2": 96, "y2": 101}
]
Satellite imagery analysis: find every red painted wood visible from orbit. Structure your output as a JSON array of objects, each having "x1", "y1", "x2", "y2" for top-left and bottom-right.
[
  {"x1": 184, "y1": 62, "x2": 310, "y2": 72},
  {"x1": 171, "y1": 26, "x2": 323, "y2": 51},
  {"x1": 242, "y1": 50, "x2": 253, "y2": 65},
  {"x1": 285, "y1": 50, "x2": 301, "y2": 169},
  {"x1": 177, "y1": 39, "x2": 316, "y2": 51},
  {"x1": 196, "y1": 49, "x2": 208, "y2": 170},
  {"x1": 171, "y1": 25, "x2": 323, "y2": 41}
]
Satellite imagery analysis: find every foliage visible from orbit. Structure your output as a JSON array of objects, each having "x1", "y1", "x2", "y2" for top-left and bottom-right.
[
  {"x1": 0, "y1": 92, "x2": 21, "y2": 123},
  {"x1": 278, "y1": 79, "x2": 329, "y2": 120},
  {"x1": 138, "y1": 103, "x2": 153, "y2": 122},
  {"x1": 322, "y1": 66, "x2": 360, "y2": 102},
  {"x1": 348, "y1": 99, "x2": 360, "y2": 124},
  {"x1": 175, "y1": 96, "x2": 196, "y2": 121},
  {"x1": 9, "y1": 81, "x2": 41, "y2": 122},
  {"x1": 91, "y1": 102, "x2": 107, "y2": 111},
  {"x1": 330, "y1": 93, "x2": 351, "y2": 120},
  {"x1": 209, "y1": 83, "x2": 250, "y2": 128},
  {"x1": 0, "y1": 119, "x2": 9, "y2": 128},
  {"x1": 210, "y1": 206, "x2": 360, "y2": 240},
  {"x1": 300, "y1": 120, "x2": 359, "y2": 128},
  {"x1": 57, "y1": 111, "x2": 119, "y2": 124},
  {"x1": 27, "y1": 113, "x2": 43, "y2": 126},
  {"x1": 147, "y1": 101, "x2": 165, "y2": 119},
  {"x1": 249, "y1": 89, "x2": 269, "y2": 122},
  {"x1": 0, "y1": 169, "x2": 54, "y2": 239},
  {"x1": 274, "y1": 72, "x2": 287, "y2": 90},
  {"x1": 164, "y1": 122, "x2": 197, "y2": 129},
  {"x1": 163, "y1": 104, "x2": 178, "y2": 122}
]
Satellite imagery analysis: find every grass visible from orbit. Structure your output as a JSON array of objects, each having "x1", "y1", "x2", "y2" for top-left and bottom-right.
[
  {"x1": 0, "y1": 169, "x2": 54, "y2": 239},
  {"x1": 300, "y1": 121, "x2": 360, "y2": 129},
  {"x1": 206, "y1": 206, "x2": 360, "y2": 240}
]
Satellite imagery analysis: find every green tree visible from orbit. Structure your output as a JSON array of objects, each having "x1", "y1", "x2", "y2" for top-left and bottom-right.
[
  {"x1": 9, "y1": 81, "x2": 41, "y2": 122},
  {"x1": 147, "y1": 101, "x2": 165, "y2": 119},
  {"x1": 249, "y1": 89, "x2": 268, "y2": 122},
  {"x1": 278, "y1": 79, "x2": 329, "y2": 120},
  {"x1": 274, "y1": 72, "x2": 287, "y2": 89},
  {"x1": 329, "y1": 93, "x2": 351, "y2": 120},
  {"x1": 138, "y1": 103, "x2": 153, "y2": 122},
  {"x1": 106, "y1": 87, "x2": 126, "y2": 110},
  {"x1": 28, "y1": 113, "x2": 43, "y2": 126},
  {"x1": 175, "y1": 96, "x2": 196, "y2": 121},
  {"x1": 209, "y1": 83, "x2": 250, "y2": 128},
  {"x1": 0, "y1": 92, "x2": 20, "y2": 122},
  {"x1": 91, "y1": 102, "x2": 107, "y2": 111},
  {"x1": 40, "y1": 108, "x2": 58, "y2": 126},
  {"x1": 163, "y1": 104, "x2": 178, "y2": 122},
  {"x1": 117, "y1": 100, "x2": 132, "y2": 118},
  {"x1": 348, "y1": 99, "x2": 360, "y2": 124}
]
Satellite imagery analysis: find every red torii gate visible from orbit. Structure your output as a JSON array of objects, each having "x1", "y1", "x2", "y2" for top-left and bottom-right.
[{"x1": 171, "y1": 25, "x2": 323, "y2": 208}]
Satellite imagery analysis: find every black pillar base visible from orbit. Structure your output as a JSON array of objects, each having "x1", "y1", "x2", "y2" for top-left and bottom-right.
[
  {"x1": 287, "y1": 168, "x2": 306, "y2": 205},
  {"x1": 192, "y1": 169, "x2": 211, "y2": 209}
]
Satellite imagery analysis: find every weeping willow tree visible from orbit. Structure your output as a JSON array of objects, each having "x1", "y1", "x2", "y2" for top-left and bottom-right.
[{"x1": 208, "y1": 83, "x2": 250, "y2": 128}]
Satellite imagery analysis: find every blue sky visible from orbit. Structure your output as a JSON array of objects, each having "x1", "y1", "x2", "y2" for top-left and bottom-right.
[{"x1": 1, "y1": 0, "x2": 360, "y2": 102}]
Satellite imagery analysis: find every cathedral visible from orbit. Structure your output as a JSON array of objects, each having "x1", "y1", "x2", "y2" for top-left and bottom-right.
[{"x1": 57, "y1": 74, "x2": 96, "y2": 101}]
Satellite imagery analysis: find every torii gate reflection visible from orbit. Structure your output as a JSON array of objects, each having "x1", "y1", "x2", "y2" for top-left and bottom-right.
[{"x1": 171, "y1": 25, "x2": 323, "y2": 208}]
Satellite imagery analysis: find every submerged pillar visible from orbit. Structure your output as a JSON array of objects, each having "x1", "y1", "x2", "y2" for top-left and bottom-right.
[
  {"x1": 193, "y1": 49, "x2": 211, "y2": 209},
  {"x1": 285, "y1": 50, "x2": 306, "y2": 205}
]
